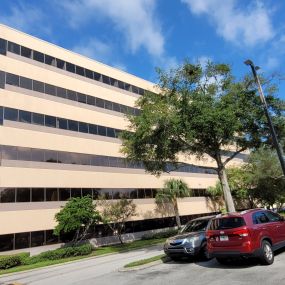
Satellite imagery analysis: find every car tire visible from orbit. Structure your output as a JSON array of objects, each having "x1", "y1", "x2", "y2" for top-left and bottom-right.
[
  {"x1": 260, "y1": 241, "x2": 274, "y2": 265},
  {"x1": 200, "y1": 243, "x2": 211, "y2": 261}
]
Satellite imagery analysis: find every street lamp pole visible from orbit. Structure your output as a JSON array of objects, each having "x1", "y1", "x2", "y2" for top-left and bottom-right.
[{"x1": 244, "y1": 59, "x2": 285, "y2": 176}]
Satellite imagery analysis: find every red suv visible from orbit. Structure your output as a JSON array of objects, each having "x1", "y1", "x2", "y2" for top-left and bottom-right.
[{"x1": 206, "y1": 209, "x2": 285, "y2": 265}]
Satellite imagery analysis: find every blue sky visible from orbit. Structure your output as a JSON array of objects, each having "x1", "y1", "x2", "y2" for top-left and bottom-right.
[{"x1": 0, "y1": 0, "x2": 285, "y2": 99}]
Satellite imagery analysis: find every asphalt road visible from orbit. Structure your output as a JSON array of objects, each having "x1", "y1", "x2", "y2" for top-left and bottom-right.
[{"x1": 1, "y1": 246, "x2": 285, "y2": 285}]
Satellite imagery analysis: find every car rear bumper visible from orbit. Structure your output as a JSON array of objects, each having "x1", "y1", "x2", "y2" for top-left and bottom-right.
[{"x1": 208, "y1": 248, "x2": 262, "y2": 259}]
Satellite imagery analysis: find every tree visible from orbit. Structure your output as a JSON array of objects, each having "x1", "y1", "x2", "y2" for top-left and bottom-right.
[
  {"x1": 100, "y1": 198, "x2": 136, "y2": 244},
  {"x1": 121, "y1": 61, "x2": 285, "y2": 212},
  {"x1": 54, "y1": 196, "x2": 101, "y2": 244},
  {"x1": 155, "y1": 179, "x2": 191, "y2": 228}
]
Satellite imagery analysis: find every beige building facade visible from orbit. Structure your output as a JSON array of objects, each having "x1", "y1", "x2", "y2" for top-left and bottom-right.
[{"x1": 0, "y1": 25, "x2": 246, "y2": 251}]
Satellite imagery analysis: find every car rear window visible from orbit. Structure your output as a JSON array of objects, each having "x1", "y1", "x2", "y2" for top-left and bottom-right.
[{"x1": 209, "y1": 217, "x2": 245, "y2": 230}]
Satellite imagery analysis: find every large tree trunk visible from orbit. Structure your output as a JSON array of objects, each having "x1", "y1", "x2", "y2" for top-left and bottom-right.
[
  {"x1": 216, "y1": 156, "x2": 236, "y2": 212},
  {"x1": 173, "y1": 199, "x2": 181, "y2": 228}
]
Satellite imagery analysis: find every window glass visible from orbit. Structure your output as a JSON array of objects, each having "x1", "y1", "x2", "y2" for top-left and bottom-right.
[
  {"x1": 56, "y1": 58, "x2": 65, "y2": 69},
  {"x1": 16, "y1": 188, "x2": 31, "y2": 202},
  {"x1": 57, "y1": 87, "x2": 66, "y2": 98},
  {"x1": 77, "y1": 93, "x2": 86, "y2": 104},
  {"x1": 265, "y1": 211, "x2": 282, "y2": 222},
  {"x1": 46, "y1": 230, "x2": 58, "y2": 244},
  {"x1": 20, "y1": 76, "x2": 33, "y2": 90},
  {"x1": 33, "y1": 50, "x2": 44, "y2": 63},
  {"x1": 33, "y1": 80, "x2": 44, "y2": 93},
  {"x1": 8, "y1": 41, "x2": 20, "y2": 54},
  {"x1": 45, "y1": 54, "x2": 56, "y2": 66},
  {"x1": 0, "y1": 234, "x2": 14, "y2": 251},
  {"x1": 109, "y1": 78, "x2": 118, "y2": 87},
  {"x1": 93, "y1": 72, "x2": 101, "y2": 81},
  {"x1": 252, "y1": 212, "x2": 269, "y2": 224},
  {"x1": 46, "y1": 188, "x2": 58, "y2": 201},
  {"x1": 67, "y1": 90, "x2": 77, "y2": 101},
  {"x1": 15, "y1": 232, "x2": 30, "y2": 249},
  {"x1": 113, "y1": 189, "x2": 130, "y2": 199},
  {"x1": 132, "y1": 86, "x2": 139, "y2": 94},
  {"x1": 137, "y1": 189, "x2": 145, "y2": 199},
  {"x1": 87, "y1": 96, "x2": 95, "y2": 106},
  {"x1": 17, "y1": 147, "x2": 31, "y2": 161},
  {"x1": 98, "y1": 126, "x2": 106, "y2": 136},
  {"x1": 57, "y1": 118, "x2": 68, "y2": 129},
  {"x1": 0, "y1": 106, "x2": 2, "y2": 125},
  {"x1": 89, "y1": 124, "x2": 98, "y2": 134},
  {"x1": 19, "y1": 110, "x2": 32, "y2": 123},
  {"x1": 4, "y1": 107, "x2": 18, "y2": 121},
  {"x1": 105, "y1": 101, "x2": 113, "y2": 110},
  {"x1": 138, "y1": 88, "x2": 144, "y2": 95},
  {"x1": 45, "y1": 84, "x2": 56, "y2": 96},
  {"x1": 107, "y1": 128, "x2": 115, "y2": 138},
  {"x1": 144, "y1": 189, "x2": 152, "y2": 198},
  {"x1": 6, "y1": 73, "x2": 19, "y2": 86},
  {"x1": 91, "y1": 155, "x2": 108, "y2": 167},
  {"x1": 71, "y1": 188, "x2": 82, "y2": 198},
  {"x1": 102, "y1": 75, "x2": 110, "y2": 84},
  {"x1": 59, "y1": 188, "x2": 70, "y2": 201},
  {"x1": 113, "y1": 103, "x2": 121, "y2": 113},
  {"x1": 0, "y1": 38, "x2": 7, "y2": 55},
  {"x1": 82, "y1": 189, "x2": 92, "y2": 198},
  {"x1": 99, "y1": 189, "x2": 112, "y2": 199},
  {"x1": 76, "y1": 66, "x2": 85, "y2": 76},
  {"x1": 124, "y1": 83, "x2": 131, "y2": 91},
  {"x1": 32, "y1": 188, "x2": 44, "y2": 202},
  {"x1": 58, "y1": 152, "x2": 69, "y2": 164},
  {"x1": 66, "y1": 62, "x2": 75, "y2": 73},
  {"x1": 85, "y1": 69, "x2": 93, "y2": 79},
  {"x1": 120, "y1": 105, "x2": 127, "y2": 114},
  {"x1": 44, "y1": 150, "x2": 58, "y2": 163},
  {"x1": 32, "y1": 113, "x2": 44, "y2": 125},
  {"x1": 209, "y1": 217, "x2": 246, "y2": 230},
  {"x1": 68, "y1": 120, "x2": 78, "y2": 131},
  {"x1": 80, "y1": 154, "x2": 90, "y2": 165},
  {"x1": 21, "y1": 46, "x2": 32, "y2": 58},
  {"x1": 31, "y1": 231, "x2": 45, "y2": 247},
  {"x1": 0, "y1": 71, "x2": 5, "y2": 89},
  {"x1": 2, "y1": 145, "x2": 18, "y2": 160},
  {"x1": 118, "y1": 81, "x2": 125, "y2": 89},
  {"x1": 114, "y1": 129, "x2": 121, "y2": 139},
  {"x1": 79, "y1": 122, "x2": 88, "y2": 133},
  {"x1": 45, "y1": 115, "x2": 56, "y2": 128},
  {"x1": 92, "y1": 189, "x2": 99, "y2": 199},
  {"x1": 130, "y1": 189, "x2": 138, "y2": 199},
  {"x1": 31, "y1": 149, "x2": 45, "y2": 162},
  {"x1": 95, "y1": 98, "x2": 104, "y2": 108},
  {"x1": 0, "y1": 188, "x2": 15, "y2": 203}
]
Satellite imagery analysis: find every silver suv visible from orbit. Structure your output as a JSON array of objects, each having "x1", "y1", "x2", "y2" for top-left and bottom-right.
[{"x1": 164, "y1": 216, "x2": 214, "y2": 260}]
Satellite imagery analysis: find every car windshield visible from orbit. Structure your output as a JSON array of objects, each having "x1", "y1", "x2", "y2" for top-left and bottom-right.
[{"x1": 181, "y1": 219, "x2": 209, "y2": 233}]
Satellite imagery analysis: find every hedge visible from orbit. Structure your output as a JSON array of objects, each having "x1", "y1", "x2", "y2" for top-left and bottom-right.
[{"x1": 0, "y1": 252, "x2": 30, "y2": 269}]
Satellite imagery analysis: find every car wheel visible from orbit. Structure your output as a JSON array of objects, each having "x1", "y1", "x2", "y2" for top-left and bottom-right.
[
  {"x1": 200, "y1": 244, "x2": 211, "y2": 261},
  {"x1": 260, "y1": 241, "x2": 274, "y2": 265}
]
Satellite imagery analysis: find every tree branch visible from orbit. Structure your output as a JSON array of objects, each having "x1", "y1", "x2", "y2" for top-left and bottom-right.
[{"x1": 223, "y1": 147, "x2": 247, "y2": 166}]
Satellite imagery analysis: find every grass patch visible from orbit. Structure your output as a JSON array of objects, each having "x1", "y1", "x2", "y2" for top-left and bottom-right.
[
  {"x1": 124, "y1": 254, "x2": 167, "y2": 268},
  {"x1": 0, "y1": 238, "x2": 165, "y2": 275}
]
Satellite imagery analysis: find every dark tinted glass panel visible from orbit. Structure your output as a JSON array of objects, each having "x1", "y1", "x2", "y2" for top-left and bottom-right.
[
  {"x1": 45, "y1": 54, "x2": 56, "y2": 66},
  {"x1": 33, "y1": 50, "x2": 44, "y2": 63},
  {"x1": 33, "y1": 80, "x2": 44, "y2": 93},
  {"x1": 77, "y1": 93, "x2": 86, "y2": 104},
  {"x1": 20, "y1": 76, "x2": 33, "y2": 90},
  {"x1": 2, "y1": 145, "x2": 18, "y2": 160},
  {"x1": 113, "y1": 103, "x2": 120, "y2": 113},
  {"x1": 118, "y1": 81, "x2": 124, "y2": 89},
  {"x1": 98, "y1": 126, "x2": 106, "y2": 136},
  {"x1": 93, "y1": 72, "x2": 101, "y2": 81},
  {"x1": 100, "y1": 189, "x2": 112, "y2": 199},
  {"x1": 15, "y1": 232, "x2": 30, "y2": 249},
  {"x1": 105, "y1": 101, "x2": 113, "y2": 110},
  {"x1": 31, "y1": 231, "x2": 45, "y2": 247},
  {"x1": 19, "y1": 110, "x2": 31, "y2": 123},
  {"x1": 8, "y1": 41, "x2": 20, "y2": 54},
  {"x1": 209, "y1": 217, "x2": 246, "y2": 230},
  {"x1": 144, "y1": 189, "x2": 152, "y2": 198},
  {"x1": 31, "y1": 149, "x2": 45, "y2": 162},
  {"x1": 107, "y1": 128, "x2": 115, "y2": 137},
  {"x1": 124, "y1": 84, "x2": 131, "y2": 91},
  {"x1": 137, "y1": 189, "x2": 145, "y2": 199},
  {"x1": 93, "y1": 189, "x2": 99, "y2": 199},
  {"x1": 0, "y1": 71, "x2": 4, "y2": 89},
  {"x1": 57, "y1": 152, "x2": 69, "y2": 164},
  {"x1": 91, "y1": 155, "x2": 108, "y2": 166},
  {"x1": 79, "y1": 122, "x2": 88, "y2": 133},
  {"x1": 0, "y1": 188, "x2": 15, "y2": 203},
  {"x1": 108, "y1": 157, "x2": 118, "y2": 167},
  {"x1": 66, "y1": 62, "x2": 75, "y2": 73},
  {"x1": 46, "y1": 230, "x2": 58, "y2": 244},
  {"x1": 6, "y1": 73, "x2": 19, "y2": 86},
  {"x1": 89, "y1": 124, "x2": 98, "y2": 134},
  {"x1": 67, "y1": 90, "x2": 77, "y2": 101},
  {"x1": 45, "y1": 84, "x2": 56, "y2": 96},
  {"x1": 21, "y1": 46, "x2": 32, "y2": 58},
  {"x1": 120, "y1": 105, "x2": 127, "y2": 113},
  {"x1": 45, "y1": 115, "x2": 56, "y2": 127},
  {"x1": 266, "y1": 211, "x2": 283, "y2": 222},
  {"x1": 110, "y1": 78, "x2": 118, "y2": 87},
  {"x1": 68, "y1": 120, "x2": 78, "y2": 131},
  {"x1": 32, "y1": 113, "x2": 44, "y2": 125},
  {"x1": 85, "y1": 69, "x2": 93, "y2": 79},
  {"x1": 80, "y1": 154, "x2": 90, "y2": 165},
  {"x1": 57, "y1": 118, "x2": 68, "y2": 129},
  {"x1": 56, "y1": 58, "x2": 65, "y2": 69},
  {"x1": 113, "y1": 189, "x2": 130, "y2": 199},
  {"x1": 71, "y1": 188, "x2": 81, "y2": 198},
  {"x1": 17, "y1": 147, "x2": 31, "y2": 161},
  {"x1": 76, "y1": 66, "x2": 85, "y2": 76},
  {"x1": 102, "y1": 75, "x2": 110, "y2": 84},
  {"x1": 16, "y1": 188, "x2": 31, "y2": 202},
  {"x1": 0, "y1": 39, "x2": 7, "y2": 55},
  {"x1": 138, "y1": 88, "x2": 144, "y2": 95},
  {"x1": 130, "y1": 189, "x2": 138, "y2": 199},
  {"x1": 59, "y1": 188, "x2": 70, "y2": 201},
  {"x1": 4, "y1": 107, "x2": 18, "y2": 121},
  {"x1": 252, "y1": 212, "x2": 270, "y2": 224},
  {"x1": 57, "y1": 87, "x2": 66, "y2": 98},
  {"x1": 87, "y1": 96, "x2": 95, "y2": 106},
  {"x1": 82, "y1": 189, "x2": 92, "y2": 198},
  {"x1": 0, "y1": 234, "x2": 14, "y2": 251},
  {"x1": 0, "y1": 106, "x2": 2, "y2": 125},
  {"x1": 132, "y1": 86, "x2": 139, "y2": 94},
  {"x1": 45, "y1": 150, "x2": 57, "y2": 163},
  {"x1": 95, "y1": 98, "x2": 104, "y2": 108},
  {"x1": 46, "y1": 188, "x2": 58, "y2": 201},
  {"x1": 32, "y1": 188, "x2": 44, "y2": 202}
]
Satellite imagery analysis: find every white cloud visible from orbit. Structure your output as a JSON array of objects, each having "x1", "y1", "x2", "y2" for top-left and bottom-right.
[
  {"x1": 181, "y1": 0, "x2": 274, "y2": 47},
  {"x1": 59, "y1": 0, "x2": 164, "y2": 57}
]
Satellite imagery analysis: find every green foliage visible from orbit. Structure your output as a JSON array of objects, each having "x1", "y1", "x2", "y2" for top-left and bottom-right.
[
  {"x1": 141, "y1": 229, "x2": 179, "y2": 240},
  {"x1": 54, "y1": 196, "x2": 101, "y2": 243},
  {"x1": 0, "y1": 252, "x2": 30, "y2": 269}
]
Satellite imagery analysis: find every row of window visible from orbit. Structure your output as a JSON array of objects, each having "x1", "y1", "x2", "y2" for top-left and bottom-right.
[
  {"x1": 0, "y1": 71, "x2": 139, "y2": 116},
  {"x1": 0, "y1": 106, "x2": 122, "y2": 138},
  {"x1": 0, "y1": 187, "x2": 207, "y2": 203},
  {"x1": 0, "y1": 38, "x2": 146, "y2": 96},
  {"x1": 0, "y1": 144, "x2": 217, "y2": 174},
  {"x1": 0, "y1": 212, "x2": 216, "y2": 252}
]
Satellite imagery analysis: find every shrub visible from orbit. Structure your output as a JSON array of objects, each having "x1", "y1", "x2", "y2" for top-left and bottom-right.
[
  {"x1": 0, "y1": 252, "x2": 30, "y2": 269},
  {"x1": 141, "y1": 229, "x2": 179, "y2": 240}
]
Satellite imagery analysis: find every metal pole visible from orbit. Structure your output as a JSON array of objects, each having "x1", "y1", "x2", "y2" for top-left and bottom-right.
[{"x1": 245, "y1": 60, "x2": 285, "y2": 176}]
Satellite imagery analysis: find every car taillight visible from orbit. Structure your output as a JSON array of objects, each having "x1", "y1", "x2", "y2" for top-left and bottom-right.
[
  {"x1": 232, "y1": 228, "x2": 249, "y2": 237},
  {"x1": 206, "y1": 231, "x2": 213, "y2": 239}
]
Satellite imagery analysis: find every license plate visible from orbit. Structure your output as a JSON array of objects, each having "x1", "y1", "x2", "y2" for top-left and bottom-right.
[{"x1": 220, "y1": 235, "x2": 229, "y2": 241}]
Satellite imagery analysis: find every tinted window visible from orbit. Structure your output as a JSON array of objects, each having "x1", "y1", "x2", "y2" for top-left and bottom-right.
[
  {"x1": 6, "y1": 73, "x2": 19, "y2": 86},
  {"x1": 32, "y1": 188, "x2": 44, "y2": 202},
  {"x1": 76, "y1": 66, "x2": 85, "y2": 76},
  {"x1": 82, "y1": 189, "x2": 92, "y2": 198},
  {"x1": 87, "y1": 96, "x2": 95, "y2": 106},
  {"x1": 33, "y1": 80, "x2": 44, "y2": 93},
  {"x1": 130, "y1": 189, "x2": 138, "y2": 199},
  {"x1": 0, "y1": 234, "x2": 14, "y2": 251},
  {"x1": 15, "y1": 232, "x2": 30, "y2": 249},
  {"x1": 59, "y1": 188, "x2": 70, "y2": 201},
  {"x1": 16, "y1": 188, "x2": 31, "y2": 202},
  {"x1": 79, "y1": 122, "x2": 88, "y2": 133},
  {"x1": 56, "y1": 58, "x2": 65, "y2": 69},
  {"x1": 209, "y1": 217, "x2": 246, "y2": 230},
  {"x1": 46, "y1": 188, "x2": 58, "y2": 201},
  {"x1": 93, "y1": 72, "x2": 101, "y2": 81},
  {"x1": 67, "y1": 90, "x2": 77, "y2": 101},
  {"x1": 20, "y1": 76, "x2": 33, "y2": 90},
  {"x1": 57, "y1": 87, "x2": 66, "y2": 98},
  {"x1": 45, "y1": 150, "x2": 57, "y2": 162},
  {"x1": 102, "y1": 75, "x2": 110, "y2": 84},
  {"x1": 265, "y1": 211, "x2": 282, "y2": 222},
  {"x1": 21, "y1": 46, "x2": 32, "y2": 58},
  {"x1": 0, "y1": 188, "x2": 15, "y2": 203},
  {"x1": 132, "y1": 86, "x2": 139, "y2": 94},
  {"x1": 68, "y1": 120, "x2": 78, "y2": 131},
  {"x1": 253, "y1": 212, "x2": 270, "y2": 224},
  {"x1": 45, "y1": 54, "x2": 56, "y2": 66},
  {"x1": 105, "y1": 101, "x2": 113, "y2": 110},
  {"x1": 45, "y1": 84, "x2": 56, "y2": 96},
  {"x1": 77, "y1": 93, "x2": 86, "y2": 104},
  {"x1": 31, "y1": 231, "x2": 45, "y2": 247},
  {"x1": 71, "y1": 188, "x2": 81, "y2": 198},
  {"x1": 113, "y1": 103, "x2": 121, "y2": 113},
  {"x1": 4, "y1": 107, "x2": 18, "y2": 121},
  {"x1": 57, "y1": 118, "x2": 68, "y2": 129},
  {"x1": 33, "y1": 50, "x2": 44, "y2": 63},
  {"x1": 31, "y1": 149, "x2": 45, "y2": 162},
  {"x1": 96, "y1": 98, "x2": 105, "y2": 108},
  {"x1": 66, "y1": 62, "x2": 75, "y2": 73},
  {"x1": 19, "y1": 110, "x2": 31, "y2": 123},
  {"x1": 0, "y1": 38, "x2": 7, "y2": 55},
  {"x1": 107, "y1": 128, "x2": 115, "y2": 138},
  {"x1": 46, "y1": 230, "x2": 58, "y2": 244},
  {"x1": 110, "y1": 78, "x2": 118, "y2": 87},
  {"x1": 137, "y1": 189, "x2": 145, "y2": 198},
  {"x1": 8, "y1": 41, "x2": 20, "y2": 54},
  {"x1": 89, "y1": 124, "x2": 98, "y2": 134},
  {"x1": 2, "y1": 145, "x2": 18, "y2": 160},
  {"x1": 17, "y1": 147, "x2": 31, "y2": 161},
  {"x1": 0, "y1": 71, "x2": 4, "y2": 89},
  {"x1": 85, "y1": 69, "x2": 93, "y2": 79},
  {"x1": 45, "y1": 115, "x2": 56, "y2": 127},
  {"x1": 118, "y1": 81, "x2": 125, "y2": 89},
  {"x1": 98, "y1": 126, "x2": 106, "y2": 136},
  {"x1": 0, "y1": 106, "x2": 3, "y2": 125},
  {"x1": 32, "y1": 113, "x2": 44, "y2": 125}
]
